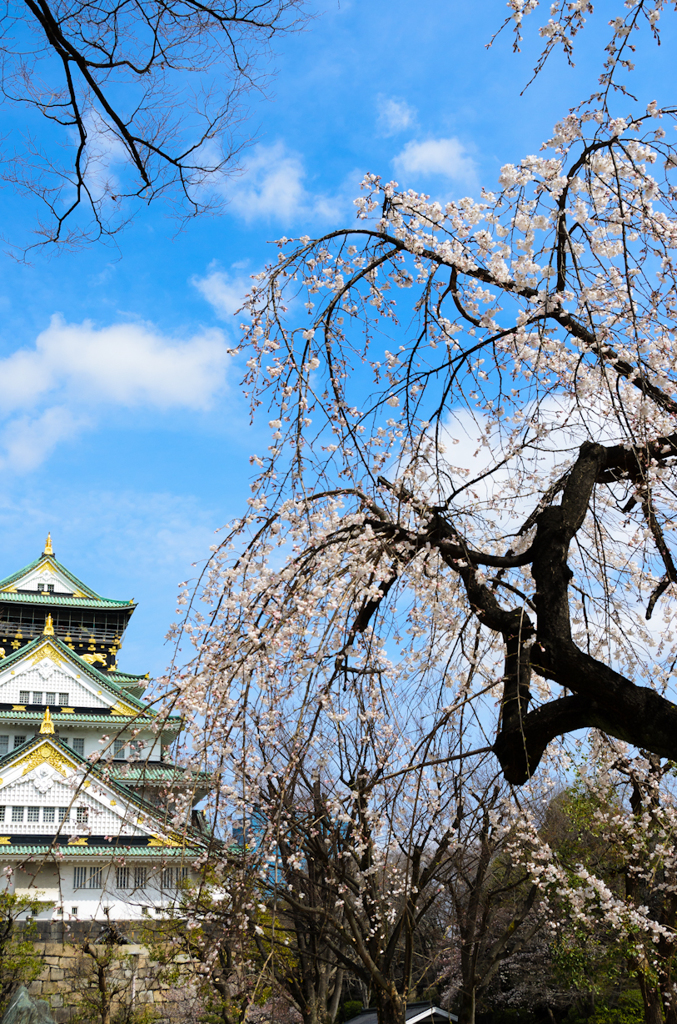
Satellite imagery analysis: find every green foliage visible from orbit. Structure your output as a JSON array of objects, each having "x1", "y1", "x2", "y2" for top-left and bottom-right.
[
  {"x1": 0, "y1": 891, "x2": 52, "y2": 1014},
  {"x1": 68, "y1": 942, "x2": 161, "y2": 1024},
  {"x1": 587, "y1": 991, "x2": 644, "y2": 1024},
  {"x1": 489, "y1": 1010, "x2": 537, "y2": 1024},
  {"x1": 336, "y1": 1000, "x2": 364, "y2": 1023},
  {"x1": 551, "y1": 928, "x2": 627, "y2": 998}
]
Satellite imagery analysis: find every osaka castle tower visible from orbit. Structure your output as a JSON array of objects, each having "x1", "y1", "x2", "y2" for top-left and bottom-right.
[{"x1": 0, "y1": 535, "x2": 211, "y2": 922}]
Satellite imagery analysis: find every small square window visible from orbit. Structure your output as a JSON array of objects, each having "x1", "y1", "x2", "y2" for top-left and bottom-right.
[
  {"x1": 59, "y1": 693, "x2": 69, "y2": 705},
  {"x1": 72, "y1": 738, "x2": 85, "y2": 756},
  {"x1": 27, "y1": 807, "x2": 40, "y2": 823},
  {"x1": 58, "y1": 807, "x2": 68, "y2": 822},
  {"x1": 11, "y1": 806, "x2": 24, "y2": 822},
  {"x1": 43, "y1": 807, "x2": 55, "y2": 823},
  {"x1": 19, "y1": 692, "x2": 29, "y2": 704},
  {"x1": 44, "y1": 693, "x2": 55, "y2": 705},
  {"x1": 0, "y1": 736, "x2": 8, "y2": 755},
  {"x1": 71, "y1": 907, "x2": 78, "y2": 916},
  {"x1": 13, "y1": 736, "x2": 25, "y2": 749},
  {"x1": 76, "y1": 807, "x2": 88, "y2": 824},
  {"x1": 32, "y1": 692, "x2": 43, "y2": 705}
]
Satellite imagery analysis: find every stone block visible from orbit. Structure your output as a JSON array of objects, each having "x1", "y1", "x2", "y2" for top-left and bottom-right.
[
  {"x1": 27, "y1": 982, "x2": 42, "y2": 995},
  {"x1": 50, "y1": 969, "x2": 65, "y2": 981},
  {"x1": 45, "y1": 943, "x2": 67, "y2": 955},
  {"x1": 41, "y1": 982, "x2": 61, "y2": 995},
  {"x1": 50, "y1": 994, "x2": 64, "y2": 1007},
  {"x1": 44, "y1": 956, "x2": 62, "y2": 966}
]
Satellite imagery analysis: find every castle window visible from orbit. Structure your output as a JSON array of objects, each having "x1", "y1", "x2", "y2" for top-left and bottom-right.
[
  {"x1": 74, "y1": 867, "x2": 86, "y2": 889},
  {"x1": 76, "y1": 807, "x2": 88, "y2": 824},
  {"x1": 43, "y1": 807, "x2": 55, "y2": 823},
  {"x1": 58, "y1": 807, "x2": 68, "y2": 822},
  {"x1": 72, "y1": 738, "x2": 85, "y2": 756},
  {"x1": 11, "y1": 806, "x2": 24, "y2": 822},
  {"x1": 134, "y1": 867, "x2": 147, "y2": 890},
  {"x1": 114, "y1": 740, "x2": 125, "y2": 757},
  {"x1": 71, "y1": 907, "x2": 78, "y2": 916},
  {"x1": 0, "y1": 806, "x2": 5, "y2": 822},
  {"x1": 27, "y1": 807, "x2": 40, "y2": 823},
  {"x1": 13, "y1": 736, "x2": 25, "y2": 748},
  {"x1": 32, "y1": 692, "x2": 43, "y2": 705},
  {"x1": 0, "y1": 737, "x2": 8, "y2": 755},
  {"x1": 45, "y1": 693, "x2": 55, "y2": 705},
  {"x1": 88, "y1": 867, "x2": 102, "y2": 889},
  {"x1": 116, "y1": 867, "x2": 130, "y2": 889},
  {"x1": 59, "y1": 693, "x2": 69, "y2": 705},
  {"x1": 19, "y1": 692, "x2": 29, "y2": 704}
]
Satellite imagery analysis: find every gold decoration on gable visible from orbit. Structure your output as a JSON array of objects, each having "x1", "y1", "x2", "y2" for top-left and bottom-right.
[
  {"x1": 40, "y1": 708, "x2": 55, "y2": 734},
  {"x1": 0, "y1": 586, "x2": 17, "y2": 593},
  {"x1": 0, "y1": 837, "x2": 10, "y2": 845},
  {"x1": 68, "y1": 837, "x2": 88, "y2": 846},
  {"x1": 35, "y1": 561, "x2": 56, "y2": 575},
  {"x1": 147, "y1": 835, "x2": 174, "y2": 847},
  {"x1": 111, "y1": 702, "x2": 135, "y2": 716},
  {"x1": 30, "y1": 642, "x2": 67, "y2": 667},
  {"x1": 17, "y1": 742, "x2": 75, "y2": 777},
  {"x1": 72, "y1": 590, "x2": 88, "y2": 598}
]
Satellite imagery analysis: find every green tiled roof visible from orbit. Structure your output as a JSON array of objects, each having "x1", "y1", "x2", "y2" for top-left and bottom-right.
[
  {"x1": 0, "y1": 553, "x2": 131, "y2": 605},
  {"x1": 108, "y1": 671, "x2": 149, "y2": 684},
  {"x1": 109, "y1": 764, "x2": 211, "y2": 783},
  {"x1": 0, "y1": 592, "x2": 132, "y2": 609},
  {"x1": 0, "y1": 710, "x2": 181, "y2": 727},
  {"x1": 0, "y1": 844, "x2": 199, "y2": 857}
]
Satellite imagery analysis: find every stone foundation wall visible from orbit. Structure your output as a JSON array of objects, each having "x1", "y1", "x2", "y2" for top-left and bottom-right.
[{"x1": 26, "y1": 937, "x2": 199, "y2": 1023}]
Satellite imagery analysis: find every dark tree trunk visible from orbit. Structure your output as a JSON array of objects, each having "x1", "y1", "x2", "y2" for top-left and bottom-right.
[
  {"x1": 374, "y1": 988, "x2": 406, "y2": 1024},
  {"x1": 457, "y1": 985, "x2": 476, "y2": 1024},
  {"x1": 638, "y1": 974, "x2": 664, "y2": 1024}
]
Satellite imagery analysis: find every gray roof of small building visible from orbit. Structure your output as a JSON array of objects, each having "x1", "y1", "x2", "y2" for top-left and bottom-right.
[{"x1": 346, "y1": 1004, "x2": 457, "y2": 1024}]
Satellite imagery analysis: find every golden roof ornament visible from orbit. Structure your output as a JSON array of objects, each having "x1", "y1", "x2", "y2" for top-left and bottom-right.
[
  {"x1": 43, "y1": 613, "x2": 55, "y2": 636},
  {"x1": 43, "y1": 532, "x2": 53, "y2": 556},
  {"x1": 40, "y1": 707, "x2": 55, "y2": 734}
]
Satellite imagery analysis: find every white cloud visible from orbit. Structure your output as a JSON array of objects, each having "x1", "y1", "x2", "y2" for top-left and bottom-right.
[
  {"x1": 0, "y1": 407, "x2": 87, "y2": 472},
  {"x1": 192, "y1": 265, "x2": 251, "y2": 319},
  {"x1": 0, "y1": 315, "x2": 232, "y2": 472},
  {"x1": 224, "y1": 142, "x2": 341, "y2": 224},
  {"x1": 377, "y1": 96, "x2": 416, "y2": 136},
  {"x1": 393, "y1": 137, "x2": 477, "y2": 186},
  {"x1": 0, "y1": 315, "x2": 230, "y2": 414}
]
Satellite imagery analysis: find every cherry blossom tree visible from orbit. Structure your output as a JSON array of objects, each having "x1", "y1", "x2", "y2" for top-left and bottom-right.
[
  {"x1": 165, "y1": 7, "x2": 677, "y2": 1024},
  {"x1": 178, "y1": 98, "x2": 677, "y2": 795},
  {"x1": 514, "y1": 744, "x2": 677, "y2": 1024}
]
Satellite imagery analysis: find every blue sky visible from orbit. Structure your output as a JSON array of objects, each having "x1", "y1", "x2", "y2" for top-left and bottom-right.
[{"x1": 0, "y1": 0, "x2": 673, "y2": 677}]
